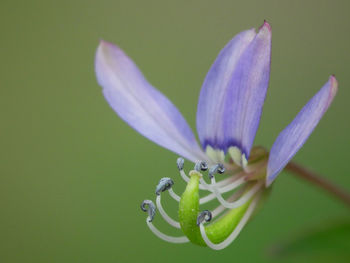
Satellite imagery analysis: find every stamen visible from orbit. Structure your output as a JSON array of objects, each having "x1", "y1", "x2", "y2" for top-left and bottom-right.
[
  {"x1": 199, "y1": 192, "x2": 260, "y2": 250},
  {"x1": 176, "y1": 160, "x2": 254, "y2": 206},
  {"x1": 141, "y1": 200, "x2": 189, "y2": 243},
  {"x1": 201, "y1": 164, "x2": 261, "y2": 209},
  {"x1": 213, "y1": 173, "x2": 243, "y2": 188},
  {"x1": 199, "y1": 175, "x2": 245, "y2": 192},
  {"x1": 156, "y1": 195, "x2": 181, "y2": 228},
  {"x1": 141, "y1": 200, "x2": 156, "y2": 222},
  {"x1": 199, "y1": 192, "x2": 216, "y2": 204},
  {"x1": 199, "y1": 177, "x2": 245, "y2": 204},
  {"x1": 194, "y1": 161, "x2": 208, "y2": 172},
  {"x1": 210, "y1": 179, "x2": 263, "y2": 209},
  {"x1": 164, "y1": 178, "x2": 243, "y2": 205},
  {"x1": 177, "y1": 158, "x2": 242, "y2": 192},
  {"x1": 179, "y1": 168, "x2": 190, "y2": 183},
  {"x1": 211, "y1": 188, "x2": 246, "y2": 218},
  {"x1": 177, "y1": 157, "x2": 190, "y2": 183},
  {"x1": 176, "y1": 158, "x2": 208, "y2": 190},
  {"x1": 176, "y1": 157, "x2": 185, "y2": 171},
  {"x1": 142, "y1": 153, "x2": 268, "y2": 248},
  {"x1": 196, "y1": 163, "x2": 226, "y2": 191},
  {"x1": 154, "y1": 174, "x2": 181, "y2": 202},
  {"x1": 169, "y1": 188, "x2": 181, "y2": 202},
  {"x1": 146, "y1": 220, "x2": 189, "y2": 243},
  {"x1": 208, "y1": 164, "x2": 225, "y2": 178},
  {"x1": 154, "y1": 177, "x2": 181, "y2": 228},
  {"x1": 155, "y1": 177, "x2": 174, "y2": 195},
  {"x1": 217, "y1": 177, "x2": 246, "y2": 193},
  {"x1": 196, "y1": 210, "x2": 212, "y2": 226},
  {"x1": 198, "y1": 162, "x2": 244, "y2": 197}
]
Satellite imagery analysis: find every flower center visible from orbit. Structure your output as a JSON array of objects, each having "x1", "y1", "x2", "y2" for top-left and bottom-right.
[{"x1": 140, "y1": 146, "x2": 269, "y2": 250}]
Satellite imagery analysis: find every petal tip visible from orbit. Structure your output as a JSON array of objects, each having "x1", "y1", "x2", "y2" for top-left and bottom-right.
[
  {"x1": 329, "y1": 75, "x2": 338, "y2": 94},
  {"x1": 259, "y1": 20, "x2": 272, "y2": 33},
  {"x1": 99, "y1": 39, "x2": 113, "y2": 47},
  {"x1": 97, "y1": 40, "x2": 126, "y2": 60},
  {"x1": 95, "y1": 40, "x2": 126, "y2": 73},
  {"x1": 97, "y1": 40, "x2": 110, "y2": 59}
]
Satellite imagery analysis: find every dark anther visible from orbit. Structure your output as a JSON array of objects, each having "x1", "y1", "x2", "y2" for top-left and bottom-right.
[
  {"x1": 196, "y1": 210, "x2": 212, "y2": 226},
  {"x1": 141, "y1": 200, "x2": 156, "y2": 222},
  {"x1": 155, "y1": 177, "x2": 174, "y2": 195},
  {"x1": 208, "y1": 163, "x2": 225, "y2": 178},
  {"x1": 177, "y1": 157, "x2": 185, "y2": 171},
  {"x1": 194, "y1": 161, "x2": 208, "y2": 172}
]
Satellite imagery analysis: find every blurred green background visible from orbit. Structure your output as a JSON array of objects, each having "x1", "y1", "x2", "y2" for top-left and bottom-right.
[{"x1": 1, "y1": 0, "x2": 349, "y2": 262}]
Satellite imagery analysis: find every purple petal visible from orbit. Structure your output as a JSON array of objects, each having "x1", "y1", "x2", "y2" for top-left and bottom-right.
[
  {"x1": 95, "y1": 41, "x2": 207, "y2": 162},
  {"x1": 196, "y1": 22, "x2": 271, "y2": 165},
  {"x1": 266, "y1": 76, "x2": 338, "y2": 186}
]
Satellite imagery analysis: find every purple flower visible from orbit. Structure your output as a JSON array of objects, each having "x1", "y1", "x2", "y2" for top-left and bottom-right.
[{"x1": 95, "y1": 21, "x2": 337, "y2": 249}]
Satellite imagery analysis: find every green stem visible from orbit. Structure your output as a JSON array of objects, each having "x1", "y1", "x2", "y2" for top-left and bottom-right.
[{"x1": 285, "y1": 161, "x2": 350, "y2": 208}]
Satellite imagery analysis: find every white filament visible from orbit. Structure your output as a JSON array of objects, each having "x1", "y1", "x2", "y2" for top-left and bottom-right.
[
  {"x1": 214, "y1": 174, "x2": 242, "y2": 188},
  {"x1": 219, "y1": 177, "x2": 245, "y2": 192},
  {"x1": 199, "y1": 176, "x2": 245, "y2": 193},
  {"x1": 179, "y1": 169, "x2": 190, "y2": 183},
  {"x1": 199, "y1": 192, "x2": 216, "y2": 204},
  {"x1": 210, "y1": 180, "x2": 263, "y2": 209},
  {"x1": 171, "y1": 172, "x2": 247, "y2": 205},
  {"x1": 146, "y1": 219, "x2": 189, "y2": 243},
  {"x1": 156, "y1": 195, "x2": 181, "y2": 229},
  {"x1": 179, "y1": 169, "x2": 242, "y2": 190},
  {"x1": 211, "y1": 188, "x2": 245, "y2": 218},
  {"x1": 199, "y1": 177, "x2": 246, "y2": 204},
  {"x1": 168, "y1": 188, "x2": 180, "y2": 202},
  {"x1": 199, "y1": 192, "x2": 260, "y2": 250}
]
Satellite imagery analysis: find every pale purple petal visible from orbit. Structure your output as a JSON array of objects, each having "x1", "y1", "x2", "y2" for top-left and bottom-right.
[
  {"x1": 196, "y1": 22, "x2": 271, "y2": 165},
  {"x1": 266, "y1": 76, "x2": 338, "y2": 186},
  {"x1": 95, "y1": 41, "x2": 207, "y2": 162}
]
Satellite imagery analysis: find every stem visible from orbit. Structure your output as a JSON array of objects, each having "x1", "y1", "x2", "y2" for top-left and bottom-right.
[{"x1": 285, "y1": 161, "x2": 350, "y2": 207}]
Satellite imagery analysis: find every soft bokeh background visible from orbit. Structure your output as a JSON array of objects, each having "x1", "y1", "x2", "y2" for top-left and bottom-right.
[{"x1": 1, "y1": 0, "x2": 349, "y2": 262}]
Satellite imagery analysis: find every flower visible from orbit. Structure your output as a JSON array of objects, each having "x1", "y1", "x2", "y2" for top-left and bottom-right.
[{"x1": 95, "y1": 21, "x2": 337, "y2": 250}]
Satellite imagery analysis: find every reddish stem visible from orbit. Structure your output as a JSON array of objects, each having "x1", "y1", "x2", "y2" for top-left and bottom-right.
[{"x1": 285, "y1": 161, "x2": 350, "y2": 208}]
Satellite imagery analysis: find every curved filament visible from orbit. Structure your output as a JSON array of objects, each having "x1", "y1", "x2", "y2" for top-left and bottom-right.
[
  {"x1": 199, "y1": 193, "x2": 260, "y2": 250},
  {"x1": 146, "y1": 218, "x2": 189, "y2": 243}
]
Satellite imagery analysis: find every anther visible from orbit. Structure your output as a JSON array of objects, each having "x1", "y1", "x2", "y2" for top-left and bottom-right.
[
  {"x1": 177, "y1": 157, "x2": 185, "y2": 171},
  {"x1": 208, "y1": 163, "x2": 225, "y2": 178},
  {"x1": 196, "y1": 210, "x2": 212, "y2": 226},
  {"x1": 194, "y1": 161, "x2": 208, "y2": 172},
  {"x1": 155, "y1": 177, "x2": 174, "y2": 195},
  {"x1": 141, "y1": 200, "x2": 156, "y2": 222}
]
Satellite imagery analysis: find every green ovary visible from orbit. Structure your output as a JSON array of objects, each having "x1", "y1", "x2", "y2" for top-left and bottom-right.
[{"x1": 178, "y1": 172, "x2": 252, "y2": 246}]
